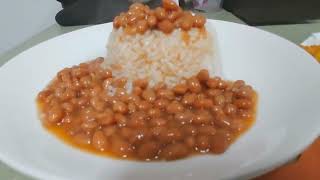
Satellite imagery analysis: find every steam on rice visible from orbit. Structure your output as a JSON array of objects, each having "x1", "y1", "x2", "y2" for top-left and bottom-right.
[{"x1": 102, "y1": 26, "x2": 218, "y2": 87}]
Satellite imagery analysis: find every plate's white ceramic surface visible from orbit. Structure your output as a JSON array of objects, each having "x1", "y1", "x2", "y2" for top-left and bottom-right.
[{"x1": 0, "y1": 20, "x2": 319, "y2": 180}]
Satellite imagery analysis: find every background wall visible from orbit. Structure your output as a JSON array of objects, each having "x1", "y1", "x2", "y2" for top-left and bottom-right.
[{"x1": 0, "y1": 0, "x2": 62, "y2": 55}]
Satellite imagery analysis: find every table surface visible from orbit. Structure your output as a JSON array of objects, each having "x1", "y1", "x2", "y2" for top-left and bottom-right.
[{"x1": 0, "y1": 9, "x2": 319, "y2": 180}]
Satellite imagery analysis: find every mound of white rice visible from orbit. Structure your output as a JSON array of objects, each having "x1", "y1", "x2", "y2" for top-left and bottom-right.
[{"x1": 102, "y1": 26, "x2": 219, "y2": 87}]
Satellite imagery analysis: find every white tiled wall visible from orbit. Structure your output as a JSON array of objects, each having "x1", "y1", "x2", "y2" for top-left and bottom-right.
[{"x1": 0, "y1": 0, "x2": 62, "y2": 55}]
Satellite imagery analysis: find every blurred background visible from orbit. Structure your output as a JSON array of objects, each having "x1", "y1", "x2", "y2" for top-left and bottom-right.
[
  {"x1": 0, "y1": 0, "x2": 61, "y2": 55},
  {"x1": 1, "y1": 0, "x2": 319, "y2": 56}
]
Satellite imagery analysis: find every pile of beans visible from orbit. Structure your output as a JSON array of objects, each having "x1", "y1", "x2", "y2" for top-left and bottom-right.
[
  {"x1": 37, "y1": 58, "x2": 257, "y2": 161},
  {"x1": 113, "y1": 0, "x2": 206, "y2": 34}
]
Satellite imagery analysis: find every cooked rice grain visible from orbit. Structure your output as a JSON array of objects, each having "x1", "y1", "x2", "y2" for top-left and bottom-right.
[{"x1": 102, "y1": 27, "x2": 218, "y2": 87}]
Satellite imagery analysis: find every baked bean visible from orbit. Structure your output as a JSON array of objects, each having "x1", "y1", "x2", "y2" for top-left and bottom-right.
[
  {"x1": 174, "y1": 17, "x2": 183, "y2": 28},
  {"x1": 136, "y1": 100, "x2": 151, "y2": 111},
  {"x1": 129, "y1": 3, "x2": 144, "y2": 11},
  {"x1": 80, "y1": 76, "x2": 92, "y2": 88},
  {"x1": 146, "y1": 15, "x2": 157, "y2": 27},
  {"x1": 237, "y1": 110, "x2": 253, "y2": 119},
  {"x1": 81, "y1": 121, "x2": 98, "y2": 132},
  {"x1": 46, "y1": 105, "x2": 64, "y2": 123},
  {"x1": 120, "y1": 127, "x2": 134, "y2": 139},
  {"x1": 103, "y1": 125, "x2": 117, "y2": 137},
  {"x1": 182, "y1": 125, "x2": 198, "y2": 136},
  {"x1": 217, "y1": 81, "x2": 228, "y2": 89},
  {"x1": 182, "y1": 93, "x2": 196, "y2": 105},
  {"x1": 148, "y1": 108, "x2": 161, "y2": 118},
  {"x1": 71, "y1": 66, "x2": 88, "y2": 78},
  {"x1": 118, "y1": 13, "x2": 128, "y2": 26},
  {"x1": 92, "y1": 131, "x2": 109, "y2": 151},
  {"x1": 142, "y1": 89, "x2": 156, "y2": 102},
  {"x1": 137, "y1": 142, "x2": 160, "y2": 160},
  {"x1": 90, "y1": 85, "x2": 102, "y2": 97},
  {"x1": 160, "y1": 143, "x2": 188, "y2": 160},
  {"x1": 133, "y1": 78, "x2": 149, "y2": 89},
  {"x1": 111, "y1": 136, "x2": 133, "y2": 157},
  {"x1": 234, "y1": 99, "x2": 252, "y2": 109},
  {"x1": 236, "y1": 86, "x2": 253, "y2": 98},
  {"x1": 173, "y1": 83, "x2": 188, "y2": 95},
  {"x1": 229, "y1": 119, "x2": 244, "y2": 132},
  {"x1": 224, "y1": 92, "x2": 234, "y2": 103},
  {"x1": 38, "y1": 90, "x2": 52, "y2": 100},
  {"x1": 113, "y1": 77, "x2": 127, "y2": 88},
  {"x1": 184, "y1": 136, "x2": 196, "y2": 148},
  {"x1": 210, "y1": 130, "x2": 232, "y2": 154},
  {"x1": 157, "y1": 89, "x2": 174, "y2": 100},
  {"x1": 113, "y1": 16, "x2": 121, "y2": 28},
  {"x1": 180, "y1": 16, "x2": 193, "y2": 31},
  {"x1": 214, "y1": 95, "x2": 226, "y2": 106},
  {"x1": 167, "y1": 11, "x2": 181, "y2": 22},
  {"x1": 124, "y1": 26, "x2": 138, "y2": 35},
  {"x1": 206, "y1": 77, "x2": 221, "y2": 88},
  {"x1": 187, "y1": 77, "x2": 201, "y2": 93},
  {"x1": 73, "y1": 133, "x2": 91, "y2": 145},
  {"x1": 127, "y1": 14, "x2": 138, "y2": 25},
  {"x1": 137, "y1": 20, "x2": 148, "y2": 34},
  {"x1": 233, "y1": 80, "x2": 245, "y2": 89},
  {"x1": 61, "y1": 115, "x2": 72, "y2": 124},
  {"x1": 193, "y1": 110, "x2": 211, "y2": 124},
  {"x1": 174, "y1": 110, "x2": 194, "y2": 125},
  {"x1": 194, "y1": 98, "x2": 213, "y2": 109},
  {"x1": 162, "y1": 0, "x2": 179, "y2": 10},
  {"x1": 129, "y1": 128, "x2": 151, "y2": 143},
  {"x1": 126, "y1": 94, "x2": 139, "y2": 102},
  {"x1": 114, "y1": 88, "x2": 126, "y2": 98},
  {"x1": 224, "y1": 104, "x2": 237, "y2": 115},
  {"x1": 155, "y1": 7, "x2": 167, "y2": 20},
  {"x1": 193, "y1": 14, "x2": 206, "y2": 28},
  {"x1": 61, "y1": 102, "x2": 74, "y2": 113},
  {"x1": 167, "y1": 101, "x2": 184, "y2": 114},
  {"x1": 159, "y1": 128, "x2": 183, "y2": 143},
  {"x1": 113, "y1": 101, "x2": 127, "y2": 114},
  {"x1": 151, "y1": 126, "x2": 166, "y2": 137},
  {"x1": 90, "y1": 97, "x2": 105, "y2": 111},
  {"x1": 196, "y1": 135, "x2": 211, "y2": 151},
  {"x1": 115, "y1": 113, "x2": 127, "y2": 127},
  {"x1": 198, "y1": 125, "x2": 216, "y2": 136},
  {"x1": 196, "y1": 69, "x2": 209, "y2": 82},
  {"x1": 127, "y1": 102, "x2": 137, "y2": 114},
  {"x1": 143, "y1": 5, "x2": 153, "y2": 15},
  {"x1": 150, "y1": 118, "x2": 167, "y2": 127},
  {"x1": 129, "y1": 8, "x2": 145, "y2": 20},
  {"x1": 75, "y1": 97, "x2": 89, "y2": 107},
  {"x1": 158, "y1": 20, "x2": 174, "y2": 34},
  {"x1": 97, "y1": 109, "x2": 116, "y2": 125},
  {"x1": 154, "y1": 98, "x2": 169, "y2": 109},
  {"x1": 132, "y1": 86, "x2": 143, "y2": 96},
  {"x1": 128, "y1": 111, "x2": 146, "y2": 127}
]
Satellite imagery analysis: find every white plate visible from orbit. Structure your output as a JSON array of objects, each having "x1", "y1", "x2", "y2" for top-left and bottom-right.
[{"x1": 0, "y1": 20, "x2": 319, "y2": 180}]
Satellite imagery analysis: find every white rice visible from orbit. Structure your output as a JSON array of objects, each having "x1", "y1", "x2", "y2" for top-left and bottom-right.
[{"x1": 102, "y1": 26, "x2": 219, "y2": 87}]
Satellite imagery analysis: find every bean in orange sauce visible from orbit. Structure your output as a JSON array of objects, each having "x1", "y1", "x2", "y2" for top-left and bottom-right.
[
  {"x1": 113, "y1": 0, "x2": 207, "y2": 35},
  {"x1": 37, "y1": 58, "x2": 257, "y2": 161}
]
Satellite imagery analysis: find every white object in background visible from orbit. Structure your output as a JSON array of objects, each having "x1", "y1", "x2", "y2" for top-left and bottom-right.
[
  {"x1": 301, "y1": 32, "x2": 320, "y2": 46},
  {"x1": 193, "y1": 0, "x2": 222, "y2": 11},
  {"x1": 0, "y1": 0, "x2": 61, "y2": 56},
  {"x1": 0, "y1": 20, "x2": 319, "y2": 180}
]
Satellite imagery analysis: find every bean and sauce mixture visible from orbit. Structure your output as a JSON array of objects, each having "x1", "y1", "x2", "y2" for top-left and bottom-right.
[
  {"x1": 113, "y1": 0, "x2": 206, "y2": 34},
  {"x1": 37, "y1": 58, "x2": 257, "y2": 161}
]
